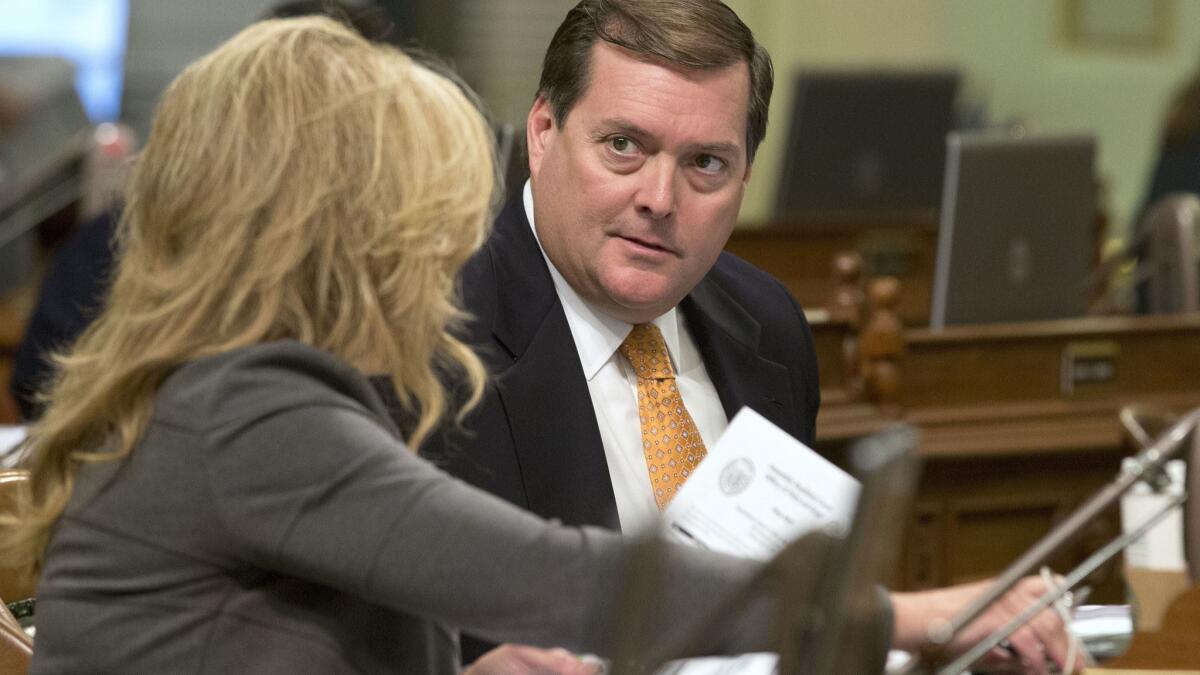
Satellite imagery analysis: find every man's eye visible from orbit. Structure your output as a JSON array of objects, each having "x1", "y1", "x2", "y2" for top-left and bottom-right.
[
  {"x1": 694, "y1": 154, "x2": 727, "y2": 174},
  {"x1": 608, "y1": 136, "x2": 637, "y2": 155}
]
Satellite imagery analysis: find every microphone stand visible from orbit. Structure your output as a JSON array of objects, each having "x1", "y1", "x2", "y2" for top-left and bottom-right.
[
  {"x1": 937, "y1": 492, "x2": 1185, "y2": 675},
  {"x1": 902, "y1": 407, "x2": 1200, "y2": 674}
]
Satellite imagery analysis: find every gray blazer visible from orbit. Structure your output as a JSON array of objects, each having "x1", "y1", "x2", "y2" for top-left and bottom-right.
[{"x1": 31, "y1": 342, "x2": 771, "y2": 674}]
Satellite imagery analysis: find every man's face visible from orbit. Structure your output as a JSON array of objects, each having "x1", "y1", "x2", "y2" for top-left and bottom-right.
[{"x1": 527, "y1": 42, "x2": 752, "y2": 324}]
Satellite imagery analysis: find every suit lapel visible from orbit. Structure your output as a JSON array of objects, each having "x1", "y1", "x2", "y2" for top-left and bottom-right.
[
  {"x1": 484, "y1": 201, "x2": 619, "y2": 529},
  {"x1": 681, "y1": 274, "x2": 798, "y2": 439}
]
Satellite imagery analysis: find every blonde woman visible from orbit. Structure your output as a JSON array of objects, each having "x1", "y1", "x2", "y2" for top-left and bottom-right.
[{"x1": 0, "y1": 17, "x2": 786, "y2": 674}]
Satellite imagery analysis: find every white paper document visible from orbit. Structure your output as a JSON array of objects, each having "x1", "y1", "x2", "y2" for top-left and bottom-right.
[
  {"x1": 1120, "y1": 458, "x2": 1187, "y2": 571},
  {"x1": 652, "y1": 407, "x2": 861, "y2": 675},
  {"x1": 662, "y1": 407, "x2": 860, "y2": 560}
]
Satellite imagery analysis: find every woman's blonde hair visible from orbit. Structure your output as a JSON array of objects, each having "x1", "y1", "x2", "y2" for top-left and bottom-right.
[{"x1": 1, "y1": 16, "x2": 495, "y2": 573}]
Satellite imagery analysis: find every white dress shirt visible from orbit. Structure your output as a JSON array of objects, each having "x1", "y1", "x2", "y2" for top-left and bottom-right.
[{"x1": 523, "y1": 182, "x2": 729, "y2": 534}]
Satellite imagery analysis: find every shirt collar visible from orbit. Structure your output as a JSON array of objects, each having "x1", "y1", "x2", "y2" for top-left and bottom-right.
[{"x1": 523, "y1": 180, "x2": 682, "y2": 380}]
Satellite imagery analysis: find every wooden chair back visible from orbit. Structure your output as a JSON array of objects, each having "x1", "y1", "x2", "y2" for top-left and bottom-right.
[
  {"x1": 0, "y1": 597, "x2": 31, "y2": 674},
  {"x1": 0, "y1": 471, "x2": 35, "y2": 603}
]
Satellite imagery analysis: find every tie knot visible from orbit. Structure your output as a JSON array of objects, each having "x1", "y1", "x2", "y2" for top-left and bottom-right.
[{"x1": 618, "y1": 323, "x2": 675, "y2": 380}]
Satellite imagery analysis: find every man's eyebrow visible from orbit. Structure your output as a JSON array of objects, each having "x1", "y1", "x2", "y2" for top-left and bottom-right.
[
  {"x1": 591, "y1": 118, "x2": 744, "y2": 158},
  {"x1": 692, "y1": 141, "x2": 741, "y2": 157},
  {"x1": 590, "y1": 118, "x2": 653, "y2": 141}
]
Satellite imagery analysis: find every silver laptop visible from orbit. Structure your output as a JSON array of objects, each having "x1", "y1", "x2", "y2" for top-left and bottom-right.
[
  {"x1": 773, "y1": 69, "x2": 959, "y2": 224},
  {"x1": 930, "y1": 132, "x2": 1096, "y2": 329}
]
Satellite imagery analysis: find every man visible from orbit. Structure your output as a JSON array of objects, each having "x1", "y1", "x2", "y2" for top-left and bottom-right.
[{"x1": 428, "y1": 1, "x2": 1078, "y2": 672}]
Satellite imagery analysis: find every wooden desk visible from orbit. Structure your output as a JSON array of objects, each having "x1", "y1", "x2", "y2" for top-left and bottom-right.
[
  {"x1": 1097, "y1": 584, "x2": 1200, "y2": 671},
  {"x1": 726, "y1": 219, "x2": 937, "y2": 325},
  {"x1": 903, "y1": 315, "x2": 1200, "y2": 456},
  {"x1": 814, "y1": 314, "x2": 1200, "y2": 598},
  {"x1": 808, "y1": 310, "x2": 854, "y2": 398}
]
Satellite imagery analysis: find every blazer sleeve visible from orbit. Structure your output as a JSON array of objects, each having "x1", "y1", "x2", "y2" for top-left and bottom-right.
[{"x1": 200, "y1": 401, "x2": 775, "y2": 657}]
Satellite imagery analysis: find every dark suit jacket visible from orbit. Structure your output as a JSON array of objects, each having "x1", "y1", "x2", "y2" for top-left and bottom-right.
[
  {"x1": 427, "y1": 197, "x2": 820, "y2": 531},
  {"x1": 420, "y1": 198, "x2": 875, "y2": 666},
  {"x1": 11, "y1": 209, "x2": 118, "y2": 420}
]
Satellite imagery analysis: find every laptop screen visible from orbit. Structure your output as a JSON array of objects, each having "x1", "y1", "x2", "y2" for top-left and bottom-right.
[
  {"x1": 930, "y1": 132, "x2": 1096, "y2": 329},
  {"x1": 774, "y1": 69, "x2": 959, "y2": 225}
]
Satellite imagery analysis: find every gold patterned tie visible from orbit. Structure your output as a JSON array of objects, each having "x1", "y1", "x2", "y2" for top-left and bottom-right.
[{"x1": 618, "y1": 323, "x2": 708, "y2": 509}]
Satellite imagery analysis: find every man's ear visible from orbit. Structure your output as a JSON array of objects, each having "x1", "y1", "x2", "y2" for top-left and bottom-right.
[{"x1": 526, "y1": 95, "x2": 557, "y2": 179}]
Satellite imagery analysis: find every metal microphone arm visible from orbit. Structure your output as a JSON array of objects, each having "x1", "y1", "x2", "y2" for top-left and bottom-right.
[
  {"x1": 936, "y1": 492, "x2": 1186, "y2": 675},
  {"x1": 903, "y1": 406, "x2": 1200, "y2": 674}
]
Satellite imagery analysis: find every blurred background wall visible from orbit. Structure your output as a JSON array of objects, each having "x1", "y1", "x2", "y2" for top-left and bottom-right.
[
  {"x1": 5, "y1": 0, "x2": 1198, "y2": 241},
  {"x1": 728, "y1": 0, "x2": 1200, "y2": 235}
]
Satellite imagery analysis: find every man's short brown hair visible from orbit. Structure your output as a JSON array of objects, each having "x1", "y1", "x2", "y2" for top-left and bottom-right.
[{"x1": 538, "y1": 0, "x2": 774, "y2": 162}]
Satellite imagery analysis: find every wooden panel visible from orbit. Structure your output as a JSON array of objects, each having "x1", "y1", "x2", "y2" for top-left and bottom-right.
[
  {"x1": 725, "y1": 219, "x2": 937, "y2": 325},
  {"x1": 816, "y1": 314, "x2": 1200, "y2": 596},
  {"x1": 947, "y1": 503, "x2": 1060, "y2": 583},
  {"x1": 901, "y1": 501, "x2": 945, "y2": 590},
  {"x1": 896, "y1": 451, "x2": 1126, "y2": 601},
  {"x1": 903, "y1": 315, "x2": 1200, "y2": 409},
  {"x1": 809, "y1": 315, "x2": 851, "y2": 395}
]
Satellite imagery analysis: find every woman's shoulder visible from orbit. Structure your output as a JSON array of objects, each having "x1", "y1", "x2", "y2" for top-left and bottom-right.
[{"x1": 154, "y1": 341, "x2": 395, "y2": 434}]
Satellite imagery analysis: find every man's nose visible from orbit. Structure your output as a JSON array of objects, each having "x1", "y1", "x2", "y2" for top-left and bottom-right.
[{"x1": 634, "y1": 159, "x2": 676, "y2": 220}]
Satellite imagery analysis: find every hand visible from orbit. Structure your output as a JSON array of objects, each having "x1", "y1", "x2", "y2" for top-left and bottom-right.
[
  {"x1": 890, "y1": 576, "x2": 1086, "y2": 674},
  {"x1": 463, "y1": 644, "x2": 602, "y2": 675}
]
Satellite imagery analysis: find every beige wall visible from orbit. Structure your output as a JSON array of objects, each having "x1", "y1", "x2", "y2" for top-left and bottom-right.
[
  {"x1": 732, "y1": 0, "x2": 1200, "y2": 240},
  {"x1": 729, "y1": 0, "x2": 941, "y2": 225},
  {"x1": 119, "y1": 1, "x2": 1200, "y2": 240}
]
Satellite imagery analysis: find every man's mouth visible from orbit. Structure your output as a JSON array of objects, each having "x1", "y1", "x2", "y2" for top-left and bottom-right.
[{"x1": 618, "y1": 234, "x2": 674, "y2": 256}]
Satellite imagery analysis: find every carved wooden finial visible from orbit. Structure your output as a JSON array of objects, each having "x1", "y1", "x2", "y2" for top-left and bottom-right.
[
  {"x1": 867, "y1": 276, "x2": 900, "y2": 315},
  {"x1": 859, "y1": 277, "x2": 904, "y2": 415},
  {"x1": 834, "y1": 250, "x2": 864, "y2": 282},
  {"x1": 827, "y1": 251, "x2": 865, "y2": 325},
  {"x1": 826, "y1": 252, "x2": 866, "y2": 398}
]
